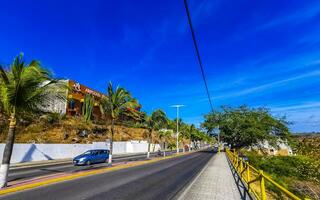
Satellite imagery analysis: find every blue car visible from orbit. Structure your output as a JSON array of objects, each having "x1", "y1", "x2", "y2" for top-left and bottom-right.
[{"x1": 73, "y1": 149, "x2": 109, "y2": 166}]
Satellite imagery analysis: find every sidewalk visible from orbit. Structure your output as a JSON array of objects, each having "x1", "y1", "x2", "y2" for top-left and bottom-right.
[
  {"x1": 178, "y1": 152, "x2": 251, "y2": 200},
  {"x1": 10, "y1": 158, "x2": 71, "y2": 169}
]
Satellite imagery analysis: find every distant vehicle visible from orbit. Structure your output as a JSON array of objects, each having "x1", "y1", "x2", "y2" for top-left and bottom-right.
[{"x1": 73, "y1": 149, "x2": 109, "y2": 166}]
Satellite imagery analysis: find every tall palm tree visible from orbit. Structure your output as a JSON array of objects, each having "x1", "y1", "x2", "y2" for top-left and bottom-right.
[
  {"x1": 187, "y1": 124, "x2": 196, "y2": 151},
  {"x1": 179, "y1": 123, "x2": 190, "y2": 153},
  {"x1": 143, "y1": 109, "x2": 168, "y2": 159},
  {"x1": 100, "y1": 82, "x2": 139, "y2": 165},
  {"x1": 0, "y1": 54, "x2": 65, "y2": 188},
  {"x1": 158, "y1": 129, "x2": 172, "y2": 157}
]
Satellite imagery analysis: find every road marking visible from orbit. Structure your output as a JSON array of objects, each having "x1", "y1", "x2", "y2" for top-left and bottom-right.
[{"x1": 0, "y1": 152, "x2": 193, "y2": 196}]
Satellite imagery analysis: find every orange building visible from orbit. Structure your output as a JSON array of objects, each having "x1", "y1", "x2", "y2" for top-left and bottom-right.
[
  {"x1": 46, "y1": 80, "x2": 104, "y2": 119},
  {"x1": 46, "y1": 79, "x2": 141, "y2": 120},
  {"x1": 66, "y1": 80, "x2": 104, "y2": 118}
]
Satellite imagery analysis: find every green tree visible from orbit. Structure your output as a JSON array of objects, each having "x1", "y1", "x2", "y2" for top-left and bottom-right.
[
  {"x1": 100, "y1": 82, "x2": 139, "y2": 164},
  {"x1": 187, "y1": 124, "x2": 196, "y2": 151},
  {"x1": 143, "y1": 109, "x2": 168, "y2": 159},
  {"x1": 158, "y1": 129, "x2": 173, "y2": 157},
  {"x1": 179, "y1": 122, "x2": 191, "y2": 153},
  {"x1": 202, "y1": 105, "x2": 290, "y2": 149},
  {"x1": 0, "y1": 54, "x2": 65, "y2": 187}
]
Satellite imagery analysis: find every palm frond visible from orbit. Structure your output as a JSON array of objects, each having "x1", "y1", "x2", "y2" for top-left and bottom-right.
[{"x1": 0, "y1": 54, "x2": 66, "y2": 115}]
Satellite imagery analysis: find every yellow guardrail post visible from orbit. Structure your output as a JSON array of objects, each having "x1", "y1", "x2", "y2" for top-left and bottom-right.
[
  {"x1": 235, "y1": 154, "x2": 238, "y2": 169},
  {"x1": 260, "y1": 170, "x2": 267, "y2": 200},
  {"x1": 240, "y1": 159, "x2": 243, "y2": 175},
  {"x1": 246, "y1": 162, "x2": 251, "y2": 190}
]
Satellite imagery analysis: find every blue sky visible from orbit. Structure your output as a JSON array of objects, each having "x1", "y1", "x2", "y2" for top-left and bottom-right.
[{"x1": 1, "y1": 0, "x2": 320, "y2": 132}]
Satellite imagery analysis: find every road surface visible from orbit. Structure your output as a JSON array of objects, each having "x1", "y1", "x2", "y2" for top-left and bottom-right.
[
  {"x1": 8, "y1": 150, "x2": 178, "y2": 183},
  {"x1": 1, "y1": 150, "x2": 214, "y2": 200}
]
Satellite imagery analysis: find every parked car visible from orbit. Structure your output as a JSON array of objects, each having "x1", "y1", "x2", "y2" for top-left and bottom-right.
[{"x1": 73, "y1": 149, "x2": 109, "y2": 166}]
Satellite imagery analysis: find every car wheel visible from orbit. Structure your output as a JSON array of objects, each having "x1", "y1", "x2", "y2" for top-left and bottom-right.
[{"x1": 86, "y1": 160, "x2": 91, "y2": 166}]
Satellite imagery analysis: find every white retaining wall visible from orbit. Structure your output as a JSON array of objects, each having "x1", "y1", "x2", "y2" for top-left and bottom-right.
[{"x1": 0, "y1": 141, "x2": 161, "y2": 163}]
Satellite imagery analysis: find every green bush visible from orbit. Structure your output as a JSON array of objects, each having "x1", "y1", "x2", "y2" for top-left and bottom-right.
[
  {"x1": 245, "y1": 151, "x2": 320, "y2": 199},
  {"x1": 246, "y1": 152, "x2": 320, "y2": 183},
  {"x1": 46, "y1": 113, "x2": 62, "y2": 124}
]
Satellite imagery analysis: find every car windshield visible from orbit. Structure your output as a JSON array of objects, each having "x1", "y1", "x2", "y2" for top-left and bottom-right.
[{"x1": 82, "y1": 151, "x2": 93, "y2": 155}]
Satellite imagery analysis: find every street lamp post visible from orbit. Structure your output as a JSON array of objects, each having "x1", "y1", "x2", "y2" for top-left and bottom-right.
[{"x1": 171, "y1": 105, "x2": 184, "y2": 154}]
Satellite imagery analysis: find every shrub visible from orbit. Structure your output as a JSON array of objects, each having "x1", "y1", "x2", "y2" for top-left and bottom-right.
[
  {"x1": 244, "y1": 151, "x2": 320, "y2": 199},
  {"x1": 46, "y1": 113, "x2": 63, "y2": 124},
  {"x1": 246, "y1": 152, "x2": 320, "y2": 183}
]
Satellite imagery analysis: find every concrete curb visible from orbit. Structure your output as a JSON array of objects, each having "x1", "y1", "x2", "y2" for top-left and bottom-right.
[{"x1": 0, "y1": 151, "x2": 194, "y2": 196}]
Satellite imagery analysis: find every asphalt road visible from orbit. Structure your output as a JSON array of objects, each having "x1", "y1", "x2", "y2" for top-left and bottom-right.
[
  {"x1": 1, "y1": 150, "x2": 214, "y2": 200},
  {"x1": 8, "y1": 151, "x2": 178, "y2": 183}
]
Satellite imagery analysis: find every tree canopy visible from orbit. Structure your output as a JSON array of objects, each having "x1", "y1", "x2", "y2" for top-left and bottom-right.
[
  {"x1": 202, "y1": 105, "x2": 290, "y2": 148},
  {"x1": 100, "y1": 82, "x2": 140, "y2": 123}
]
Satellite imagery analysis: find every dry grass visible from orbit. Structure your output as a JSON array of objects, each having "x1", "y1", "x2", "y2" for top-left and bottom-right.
[{"x1": 0, "y1": 116, "x2": 186, "y2": 145}]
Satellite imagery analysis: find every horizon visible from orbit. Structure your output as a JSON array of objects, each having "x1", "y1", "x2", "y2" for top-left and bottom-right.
[{"x1": 1, "y1": 0, "x2": 320, "y2": 132}]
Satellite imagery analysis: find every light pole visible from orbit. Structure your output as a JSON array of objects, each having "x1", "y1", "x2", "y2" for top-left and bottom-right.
[{"x1": 171, "y1": 105, "x2": 184, "y2": 154}]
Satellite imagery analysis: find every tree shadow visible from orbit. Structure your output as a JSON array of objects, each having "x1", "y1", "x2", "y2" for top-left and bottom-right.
[{"x1": 20, "y1": 144, "x2": 54, "y2": 162}]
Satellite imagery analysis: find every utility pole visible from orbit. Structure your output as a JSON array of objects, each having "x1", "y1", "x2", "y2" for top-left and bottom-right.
[{"x1": 171, "y1": 105, "x2": 184, "y2": 154}]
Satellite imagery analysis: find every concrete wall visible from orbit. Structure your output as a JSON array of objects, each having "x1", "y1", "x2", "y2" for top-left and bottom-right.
[{"x1": 0, "y1": 141, "x2": 161, "y2": 164}]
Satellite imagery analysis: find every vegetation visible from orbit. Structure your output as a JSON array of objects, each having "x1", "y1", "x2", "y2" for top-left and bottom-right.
[
  {"x1": 202, "y1": 105, "x2": 319, "y2": 198},
  {"x1": 290, "y1": 134, "x2": 320, "y2": 159},
  {"x1": 82, "y1": 94, "x2": 94, "y2": 123},
  {"x1": 158, "y1": 129, "x2": 173, "y2": 156},
  {"x1": 202, "y1": 105, "x2": 290, "y2": 149},
  {"x1": 142, "y1": 109, "x2": 168, "y2": 158},
  {"x1": 0, "y1": 54, "x2": 214, "y2": 187},
  {"x1": 99, "y1": 82, "x2": 140, "y2": 164},
  {"x1": 244, "y1": 150, "x2": 320, "y2": 199},
  {"x1": 0, "y1": 54, "x2": 65, "y2": 187}
]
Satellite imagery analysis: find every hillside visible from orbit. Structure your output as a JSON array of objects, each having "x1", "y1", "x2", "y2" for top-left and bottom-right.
[
  {"x1": 291, "y1": 134, "x2": 320, "y2": 158},
  {"x1": 0, "y1": 116, "x2": 176, "y2": 144},
  {"x1": 244, "y1": 134, "x2": 320, "y2": 199}
]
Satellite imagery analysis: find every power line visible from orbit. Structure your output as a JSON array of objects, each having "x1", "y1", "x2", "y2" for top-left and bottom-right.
[{"x1": 183, "y1": 0, "x2": 214, "y2": 112}]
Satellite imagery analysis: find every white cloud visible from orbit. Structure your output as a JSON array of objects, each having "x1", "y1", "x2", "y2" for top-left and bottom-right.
[
  {"x1": 256, "y1": 4, "x2": 320, "y2": 31},
  {"x1": 213, "y1": 70, "x2": 320, "y2": 100},
  {"x1": 271, "y1": 102, "x2": 320, "y2": 112},
  {"x1": 269, "y1": 102, "x2": 320, "y2": 132}
]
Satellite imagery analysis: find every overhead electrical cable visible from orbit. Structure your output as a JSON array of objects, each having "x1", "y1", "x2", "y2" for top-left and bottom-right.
[{"x1": 183, "y1": 0, "x2": 214, "y2": 112}]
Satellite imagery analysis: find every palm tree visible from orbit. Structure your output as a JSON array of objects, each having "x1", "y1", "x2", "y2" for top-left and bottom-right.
[
  {"x1": 179, "y1": 123, "x2": 190, "y2": 153},
  {"x1": 158, "y1": 129, "x2": 172, "y2": 157},
  {"x1": 0, "y1": 54, "x2": 65, "y2": 188},
  {"x1": 100, "y1": 82, "x2": 139, "y2": 165},
  {"x1": 187, "y1": 124, "x2": 196, "y2": 151},
  {"x1": 143, "y1": 109, "x2": 168, "y2": 159}
]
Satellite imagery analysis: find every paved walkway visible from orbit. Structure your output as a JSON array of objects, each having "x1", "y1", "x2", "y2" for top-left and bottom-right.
[{"x1": 178, "y1": 152, "x2": 251, "y2": 200}]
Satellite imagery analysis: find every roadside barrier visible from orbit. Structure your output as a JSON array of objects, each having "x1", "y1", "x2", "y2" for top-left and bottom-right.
[{"x1": 226, "y1": 149, "x2": 306, "y2": 200}]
